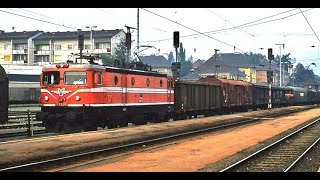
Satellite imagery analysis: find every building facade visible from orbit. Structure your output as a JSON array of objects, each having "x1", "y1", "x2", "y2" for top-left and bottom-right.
[{"x1": 0, "y1": 29, "x2": 126, "y2": 65}]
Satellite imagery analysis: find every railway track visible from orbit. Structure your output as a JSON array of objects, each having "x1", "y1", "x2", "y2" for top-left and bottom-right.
[
  {"x1": 0, "y1": 111, "x2": 46, "y2": 139},
  {"x1": 220, "y1": 118, "x2": 320, "y2": 172},
  {"x1": 0, "y1": 106, "x2": 318, "y2": 172}
]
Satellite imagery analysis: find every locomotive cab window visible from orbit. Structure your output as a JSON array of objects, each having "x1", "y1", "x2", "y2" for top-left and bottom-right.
[
  {"x1": 64, "y1": 71, "x2": 87, "y2": 85},
  {"x1": 43, "y1": 71, "x2": 60, "y2": 86},
  {"x1": 94, "y1": 72, "x2": 102, "y2": 85}
]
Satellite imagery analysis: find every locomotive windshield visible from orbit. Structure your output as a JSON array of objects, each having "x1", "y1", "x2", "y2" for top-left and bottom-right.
[
  {"x1": 64, "y1": 71, "x2": 87, "y2": 85},
  {"x1": 43, "y1": 71, "x2": 60, "y2": 86}
]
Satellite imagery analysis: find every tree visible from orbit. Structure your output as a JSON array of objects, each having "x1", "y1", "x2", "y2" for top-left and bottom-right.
[
  {"x1": 178, "y1": 43, "x2": 192, "y2": 77},
  {"x1": 187, "y1": 55, "x2": 193, "y2": 63},
  {"x1": 243, "y1": 52, "x2": 266, "y2": 65},
  {"x1": 101, "y1": 38, "x2": 128, "y2": 66},
  {"x1": 292, "y1": 63, "x2": 316, "y2": 87},
  {"x1": 168, "y1": 52, "x2": 175, "y2": 63}
]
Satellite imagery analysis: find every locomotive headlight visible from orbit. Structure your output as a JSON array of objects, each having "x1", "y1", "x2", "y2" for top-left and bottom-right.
[
  {"x1": 75, "y1": 96, "x2": 81, "y2": 101},
  {"x1": 44, "y1": 96, "x2": 49, "y2": 101}
]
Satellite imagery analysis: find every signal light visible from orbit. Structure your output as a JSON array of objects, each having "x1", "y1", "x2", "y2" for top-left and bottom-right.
[
  {"x1": 268, "y1": 48, "x2": 273, "y2": 60},
  {"x1": 173, "y1": 31, "x2": 179, "y2": 48}
]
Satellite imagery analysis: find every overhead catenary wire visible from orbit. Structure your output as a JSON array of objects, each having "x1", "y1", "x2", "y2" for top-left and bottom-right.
[
  {"x1": 298, "y1": 8, "x2": 320, "y2": 43},
  {"x1": 140, "y1": 8, "x2": 244, "y2": 52},
  {"x1": 0, "y1": 9, "x2": 78, "y2": 30},
  {"x1": 141, "y1": 8, "x2": 314, "y2": 44},
  {"x1": 206, "y1": 8, "x2": 255, "y2": 37},
  {"x1": 18, "y1": 8, "x2": 65, "y2": 24}
]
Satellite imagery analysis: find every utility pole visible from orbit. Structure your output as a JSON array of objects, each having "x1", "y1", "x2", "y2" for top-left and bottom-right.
[
  {"x1": 125, "y1": 25, "x2": 137, "y2": 64},
  {"x1": 86, "y1": 26, "x2": 97, "y2": 54},
  {"x1": 137, "y1": 8, "x2": 140, "y2": 56},
  {"x1": 276, "y1": 43, "x2": 285, "y2": 86},
  {"x1": 214, "y1": 49, "x2": 220, "y2": 77}
]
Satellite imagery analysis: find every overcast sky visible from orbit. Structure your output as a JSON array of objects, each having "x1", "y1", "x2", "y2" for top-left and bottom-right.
[{"x1": 1, "y1": 8, "x2": 320, "y2": 74}]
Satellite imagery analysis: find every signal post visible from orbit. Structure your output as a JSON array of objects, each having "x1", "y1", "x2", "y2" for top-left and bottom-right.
[{"x1": 267, "y1": 48, "x2": 274, "y2": 109}]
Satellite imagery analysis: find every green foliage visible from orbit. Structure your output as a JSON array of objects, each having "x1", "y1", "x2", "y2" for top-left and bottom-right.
[
  {"x1": 243, "y1": 52, "x2": 266, "y2": 65},
  {"x1": 168, "y1": 51, "x2": 175, "y2": 63},
  {"x1": 101, "y1": 38, "x2": 128, "y2": 66},
  {"x1": 177, "y1": 42, "x2": 192, "y2": 77},
  {"x1": 292, "y1": 63, "x2": 316, "y2": 87}
]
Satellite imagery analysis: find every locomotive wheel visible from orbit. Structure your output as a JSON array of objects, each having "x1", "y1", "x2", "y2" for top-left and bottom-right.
[
  {"x1": 62, "y1": 123, "x2": 81, "y2": 134},
  {"x1": 108, "y1": 120, "x2": 119, "y2": 129},
  {"x1": 119, "y1": 119, "x2": 128, "y2": 127}
]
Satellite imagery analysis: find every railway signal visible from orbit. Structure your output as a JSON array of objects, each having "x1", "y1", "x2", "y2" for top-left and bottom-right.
[
  {"x1": 268, "y1": 48, "x2": 274, "y2": 61},
  {"x1": 173, "y1": 31, "x2": 179, "y2": 48}
]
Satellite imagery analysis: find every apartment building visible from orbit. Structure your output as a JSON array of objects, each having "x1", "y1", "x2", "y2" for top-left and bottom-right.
[{"x1": 0, "y1": 29, "x2": 126, "y2": 65}]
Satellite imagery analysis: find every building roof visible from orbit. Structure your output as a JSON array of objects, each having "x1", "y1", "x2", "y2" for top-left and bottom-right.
[
  {"x1": 34, "y1": 29, "x2": 124, "y2": 40},
  {"x1": 255, "y1": 60, "x2": 280, "y2": 71},
  {"x1": 197, "y1": 54, "x2": 246, "y2": 77},
  {"x1": 139, "y1": 55, "x2": 171, "y2": 68},
  {"x1": 218, "y1": 53, "x2": 250, "y2": 68},
  {"x1": 192, "y1": 59, "x2": 205, "y2": 69},
  {"x1": 0, "y1": 31, "x2": 43, "y2": 40},
  {"x1": 180, "y1": 70, "x2": 201, "y2": 81}
]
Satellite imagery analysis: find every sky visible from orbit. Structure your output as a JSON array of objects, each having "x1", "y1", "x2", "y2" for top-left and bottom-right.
[{"x1": 1, "y1": 8, "x2": 320, "y2": 74}]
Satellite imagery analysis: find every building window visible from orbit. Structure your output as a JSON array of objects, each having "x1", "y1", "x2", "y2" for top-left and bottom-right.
[
  {"x1": 160, "y1": 79, "x2": 163, "y2": 87},
  {"x1": 96, "y1": 42, "x2": 111, "y2": 52},
  {"x1": 35, "y1": 56, "x2": 49, "y2": 63},
  {"x1": 14, "y1": 44, "x2": 27, "y2": 50},
  {"x1": 131, "y1": 77, "x2": 135, "y2": 86},
  {"x1": 13, "y1": 54, "x2": 27, "y2": 63},
  {"x1": 4, "y1": 55, "x2": 10, "y2": 61},
  {"x1": 36, "y1": 45, "x2": 49, "y2": 51},
  {"x1": 54, "y1": 45, "x2": 61, "y2": 51},
  {"x1": 54, "y1": 55, "x2": 62, "y2": 62},
  {"x1": 68, "y1": 45, "x2": 73, "y2": 50},
  {"x1": 84, "y1": 44, "x2": 91, "y2": 50},
  {"x1": 4, "y1": 44, "x2": 9, "y2": 50}
]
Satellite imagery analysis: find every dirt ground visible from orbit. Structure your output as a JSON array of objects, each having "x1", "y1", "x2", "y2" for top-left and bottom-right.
[{"x1": 80, "y1": 108, "x2": 320, "y2": 172}]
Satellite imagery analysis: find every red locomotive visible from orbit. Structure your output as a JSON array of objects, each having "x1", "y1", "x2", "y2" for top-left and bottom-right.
[{"x1": 36, "y1": 57, "x2": 174, "y2": 133}]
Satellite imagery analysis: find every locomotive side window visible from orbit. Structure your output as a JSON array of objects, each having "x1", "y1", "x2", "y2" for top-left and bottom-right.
[
  {"x1": 160, "y1": 79, "x2": 163, "y2": 87},
  {"x1": 94, "y1": 72, "x2": 102, "y2": 85},
  {"x1": 146, "y1": 78, "x2": 150, "y2": 87},
  {"x1": 64, "y1": 71, "x2": 87, "y2": 85},
  {"x1": 114, "y1": 76, "x2": 118, "y2": 85},
  {"x1": 43, "y1": 71, "x2": 60, "y2": 86}
]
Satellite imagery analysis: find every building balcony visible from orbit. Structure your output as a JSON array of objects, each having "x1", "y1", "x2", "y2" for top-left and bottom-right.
[
  {"x1": 12, "y1": 49, "x2": 27, "y2": 54},
  {"x1": 94, "y1": 49, "x2": 111, "y2": 54},
  {"x1": 34, "y1": 50, "x2": 50, "y2": 55}
]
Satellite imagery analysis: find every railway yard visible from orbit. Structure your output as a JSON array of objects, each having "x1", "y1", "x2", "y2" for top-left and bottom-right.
[{"x1": 0, "y1": 105, "x2": 319, "y2": 172}]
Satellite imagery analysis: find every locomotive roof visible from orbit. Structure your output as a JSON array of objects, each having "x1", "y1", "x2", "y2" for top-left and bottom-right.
[
  {"x1": 285, "y1": 86, "x2": 308, "y2": 92},
  {"x1": 42, "y1": 63, "x2": 169, "y2": 77}
]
